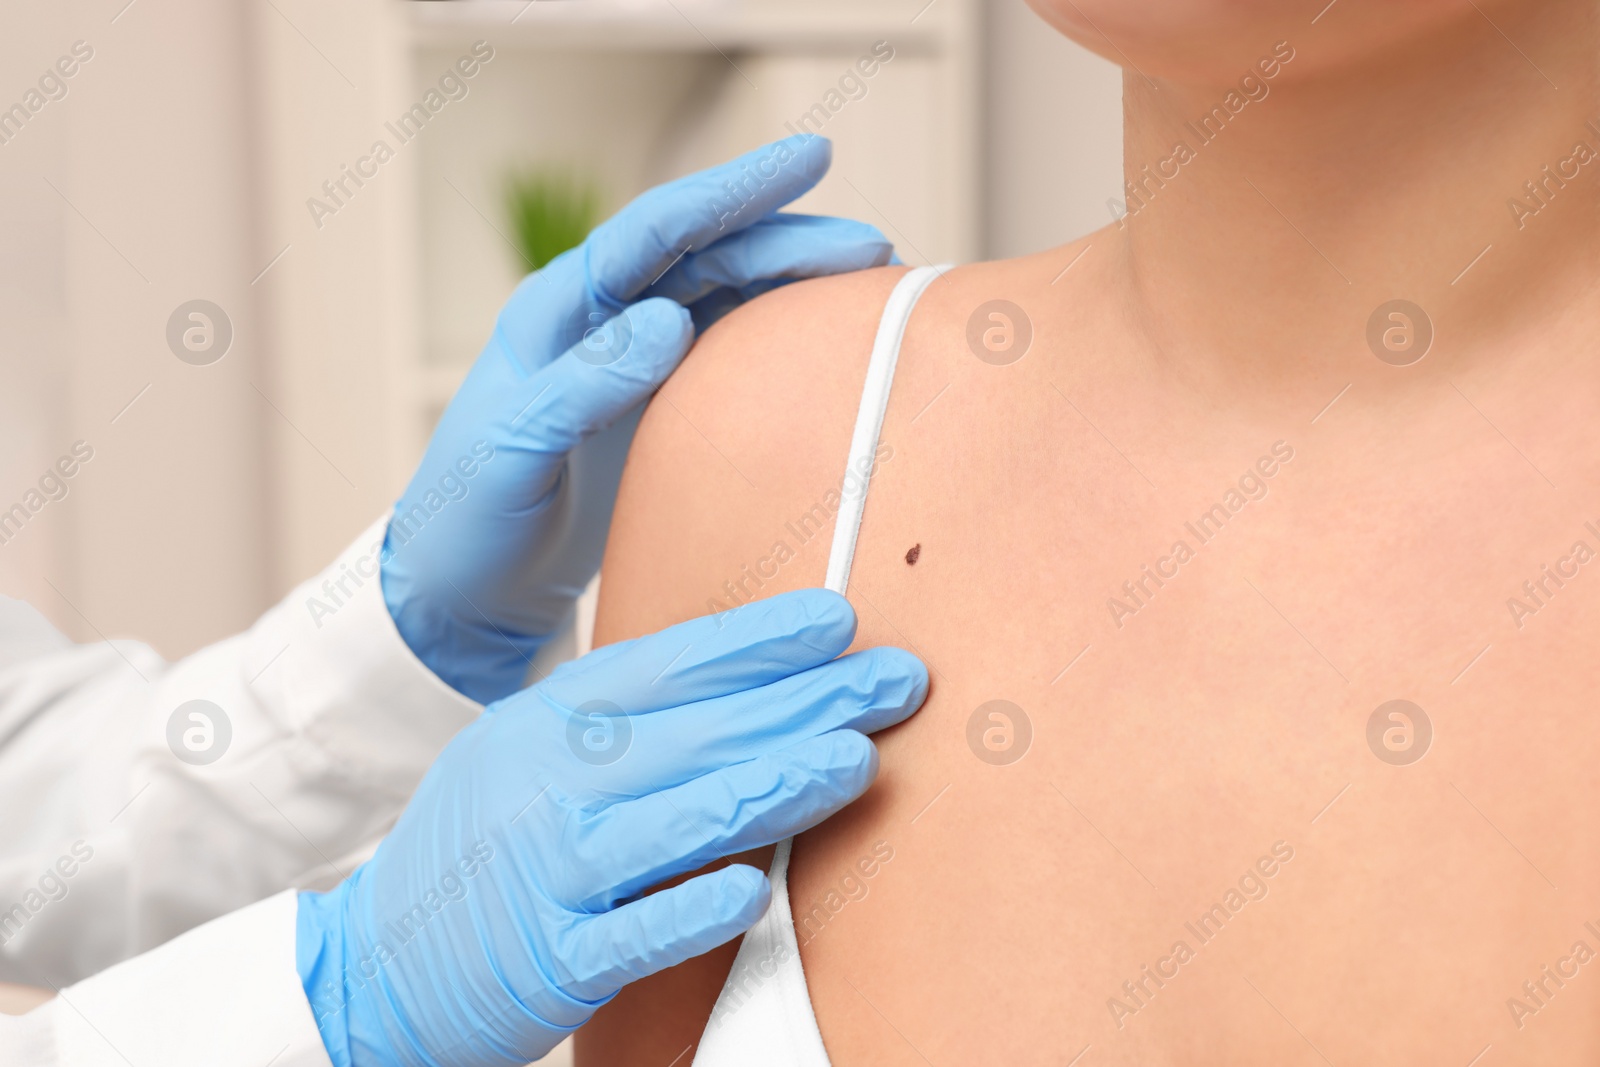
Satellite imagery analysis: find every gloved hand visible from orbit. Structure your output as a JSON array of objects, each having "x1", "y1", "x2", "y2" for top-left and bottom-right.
[
  {"x1": 380, "y1": 134, "x2": 895, "y2": 703},
  {"x1": 297, "y1": 589, "x2": 927, "y2": 1067}
]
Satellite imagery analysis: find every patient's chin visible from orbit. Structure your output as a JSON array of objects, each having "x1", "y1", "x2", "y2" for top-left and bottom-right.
[{"x1": 1023, "y1": 0, "x2": 1472, "y2": 88}]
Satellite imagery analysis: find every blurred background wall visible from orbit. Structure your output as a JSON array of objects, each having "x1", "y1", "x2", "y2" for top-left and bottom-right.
[{"x1": 0, "y1": 0, "x2": 1121, "y2": 660}]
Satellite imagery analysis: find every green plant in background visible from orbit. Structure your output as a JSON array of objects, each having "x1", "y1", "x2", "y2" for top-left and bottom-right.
[{"x1": 504, "y1": 169, "x2": 602, "y2": 272}]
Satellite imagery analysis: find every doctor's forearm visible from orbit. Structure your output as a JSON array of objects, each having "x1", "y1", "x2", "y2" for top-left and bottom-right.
[
  {"x1": 0, "y1": 515, "x2": 477, "y2": 986},
  {"x1": 1, "y1": 893, "x2": 331, "y2": 1067}
]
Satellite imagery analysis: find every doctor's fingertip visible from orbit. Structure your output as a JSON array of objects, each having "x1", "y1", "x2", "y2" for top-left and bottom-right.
[
  {"x1": 736, "y1": 588, "x2": 858, "y2": 657},
  {"x1": 622, "y1": 297, "x2": 693, "y2": 352},
  {"x1": 860, "y1": 645, "x2": 931, "y2": 718},
  {"x1": 776, "y1": 130, "x2": 832, "y2": 163},
  {"x1": 710, "y1": 863, "x2": 773, "y2": 928}
]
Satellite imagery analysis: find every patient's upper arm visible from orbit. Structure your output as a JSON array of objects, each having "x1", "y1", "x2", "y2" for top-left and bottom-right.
[{"x1": 575, "y1": 265, "x2": 907, "y2": 1065}]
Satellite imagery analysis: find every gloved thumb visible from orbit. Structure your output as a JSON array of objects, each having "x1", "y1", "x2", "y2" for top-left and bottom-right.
[
  {"x1": 556, "y1": 864, "x2": 772, "y2": 1001},
  {"x1": 506, "y1": 296, "x2": 695, "y2": 457}
]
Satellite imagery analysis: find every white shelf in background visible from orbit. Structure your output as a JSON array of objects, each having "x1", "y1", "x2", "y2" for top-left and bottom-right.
[{"x1": 408, "y1": 0, "x2": 949, "y2": 53}]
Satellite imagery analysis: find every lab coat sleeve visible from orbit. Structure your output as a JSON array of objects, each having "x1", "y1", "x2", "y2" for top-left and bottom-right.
[
  {"x1": 0, "y1": 516, "x2": 481, "y2": 989},
  {"x1": 1, "y1": 891, "x2": 333, "y2": 1067}
]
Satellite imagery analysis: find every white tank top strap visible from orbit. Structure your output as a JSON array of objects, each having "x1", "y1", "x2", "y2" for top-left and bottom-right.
[
  {"x1": 693, "y1": 264, "x2": 947, "y2": 1067},
  {"x1": 822, "y1": 264, "x2": 945, "y2": 593}
]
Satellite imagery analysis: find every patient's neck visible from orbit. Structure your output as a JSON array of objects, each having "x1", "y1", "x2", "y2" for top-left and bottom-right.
[{"x1": 1113, "y1": 1, "x2": 1599, "y2": 393}]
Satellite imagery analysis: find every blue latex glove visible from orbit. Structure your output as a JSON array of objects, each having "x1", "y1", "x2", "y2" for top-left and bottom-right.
[
  {"x1": 381, "y1": 134, "x2": 895, "y2": 703},
  {"x1": 297, "y1": 589, "x2": 927, "y2": 1067}
]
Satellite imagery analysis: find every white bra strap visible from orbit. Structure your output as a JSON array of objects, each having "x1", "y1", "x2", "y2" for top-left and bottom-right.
[
  {"x1": 822, "y1": 265, "x2": 946, "y2": 594},
  {"x1": 694, "y1": 264, "x2": 950, "y2": 1067}
]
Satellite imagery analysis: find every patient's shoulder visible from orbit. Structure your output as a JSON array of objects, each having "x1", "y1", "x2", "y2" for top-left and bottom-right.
[
  {"x1": 647, "y1": 263, "x2": 910, "y2": 496},
  {"x1": 685, "y1": 262, "x2": 912, "y2": 387},
  {"x1": 595, "y1": 264, "x2": 912, "y2": 644},
  {"x1": 595, "y1": 244, "x2": 1100, "y2": 645}
]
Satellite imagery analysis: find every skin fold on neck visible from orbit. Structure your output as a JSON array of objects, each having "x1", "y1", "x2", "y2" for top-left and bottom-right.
[{"x1": 1104, "y1": 1, "x2": 1598, "y2": 404}]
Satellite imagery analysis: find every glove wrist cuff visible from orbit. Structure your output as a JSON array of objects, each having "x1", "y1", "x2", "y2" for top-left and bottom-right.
[{"x1": 296, "y1": 886, "x2": 357, "y2": 1067}]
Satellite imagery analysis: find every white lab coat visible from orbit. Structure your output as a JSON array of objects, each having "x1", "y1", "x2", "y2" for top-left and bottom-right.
[{"x1": 0, "y1": 517, "x2": 481, "y2": 1065}]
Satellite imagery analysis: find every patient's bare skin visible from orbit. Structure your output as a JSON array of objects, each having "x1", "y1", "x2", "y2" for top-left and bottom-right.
[{"x1": 580, "y1": 0, "x2": 1600, "y2": 1063}]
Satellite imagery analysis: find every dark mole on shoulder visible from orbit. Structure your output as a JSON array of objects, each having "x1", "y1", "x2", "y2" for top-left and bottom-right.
[{"x1": 905, "y1": 544, "x2": 921, "y2": 565}]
